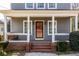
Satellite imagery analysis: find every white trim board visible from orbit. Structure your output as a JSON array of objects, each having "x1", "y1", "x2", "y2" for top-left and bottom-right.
[
  {"x1": 7, "y1": 33, "x2": 27, "y2": 35},
  {"x1": 9, "y1": 40, "x2": 28, "y2": 42},
  {"x1": 55, "y1": 33, "x2": 69, "y2": 35},
  {"x1": 8, "y1": 14, "x2": 78, "y2": 17}
]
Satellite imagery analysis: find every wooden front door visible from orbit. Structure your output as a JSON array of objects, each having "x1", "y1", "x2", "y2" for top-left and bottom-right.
[{"x1": 35, "y1": 21, "x2": 43, "y2": 39}]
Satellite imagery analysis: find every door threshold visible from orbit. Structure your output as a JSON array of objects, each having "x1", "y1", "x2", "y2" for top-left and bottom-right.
[{"x1": 35, "y1": 38, "x2": 44, "y2": 40}]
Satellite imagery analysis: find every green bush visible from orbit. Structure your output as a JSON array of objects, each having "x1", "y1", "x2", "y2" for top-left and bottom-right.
[
  {"x1": 57, "y1": 42, "x2": 70, "y2": 52},
  {"x1": 0, "y1": 41, "x2": 9, "y2": 50},
  {"x1": 69, "y1": 31, "x2": 79, "y2": 51},
  {"x1": 0, "y1": 41, "x2": 9, "y2": 56},
  {"x1": 0, "y1": 50, "x2": 7, "y2": 56}
]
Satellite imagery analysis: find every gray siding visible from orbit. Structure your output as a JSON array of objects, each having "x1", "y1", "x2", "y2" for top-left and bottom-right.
[
  {"x1": 11, "y1": 3, "x2": 71, "y2": 10},
  {"x1": 55, "y1": 35, "x2": 69, "y2": 41},
  {"x1": 12, "y1": 19, "x2": 23, "y2": 33},
  {"x1": 57, "y1": 3, "x2": 71, "y2": 9},
  {"x1": 18, "y1": 35, "x2": 27, "y2": 40},
  {"x1": 11, "y1": 3, "x2": 25, "y2": 10},
  {"x1": 56, "y1": 17, "x2": 70, "y2": 33}
]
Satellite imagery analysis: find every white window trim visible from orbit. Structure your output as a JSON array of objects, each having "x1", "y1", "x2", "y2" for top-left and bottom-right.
[
  {"x1": 7, "y1": 17, "x2": 12, "y2": 32},
  {"x1": 25, "y1": 3, "x2": 34, "y2": 9},
  {"x1": 48, "y1": 20, "x2": 57, "y2": 35},
  {"x1": 36, "y1": 3, "x2": 45, "y2": 9},
  {"x1": 23, "y1": 20, "x2": 32, "y2": 35},
  {"x1": 48, "y1": 3, "x2": 57, "y2": 9}
]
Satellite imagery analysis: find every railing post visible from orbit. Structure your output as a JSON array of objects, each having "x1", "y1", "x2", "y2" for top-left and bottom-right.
[{"x1": 27, "y1": 16, "x2": 30, "y2": 42}]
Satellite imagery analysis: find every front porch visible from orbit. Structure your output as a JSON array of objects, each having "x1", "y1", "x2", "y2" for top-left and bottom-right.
[
  {"x1": 7, "y1": 16, "x2": 76, "y2": 42},
  {"x1": 0, "y1": 10, "x2": 78, "y2": 52},
  {"x1": 5, "y1": 16, "x2": 77, "y2": 52}
]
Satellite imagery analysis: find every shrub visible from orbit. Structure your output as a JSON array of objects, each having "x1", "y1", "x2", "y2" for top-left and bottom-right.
[
  {"x1": 0, "y1": 41, "x2": 9, "y2": 56},
  {"x1": 0, "y1": 41, "x2": 9, "y2": 50},
  {"x1": 69, "y1": 31, "x2": 79, "y2": 51},
  {"x1": 0, "y1": 50, "x2": 7, "y2": 56},
  {"x1": 57, "y1": 41, "x2": 70, "y2": 52}
]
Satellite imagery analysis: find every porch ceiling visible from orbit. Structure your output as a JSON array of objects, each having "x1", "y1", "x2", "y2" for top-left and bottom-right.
[
  {"x1": 11, "y1": 17, "x2": 70, "y2": 20},
  {"x1": 30, "y1": 17, "x2": 51, "y2": 20},
  {"x1": 0, "y1": 10, "x2": 78, "y2": 17}
]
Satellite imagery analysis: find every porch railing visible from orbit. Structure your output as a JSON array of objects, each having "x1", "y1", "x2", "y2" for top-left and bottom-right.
[{"x1": 7, "y1": 33, "x2": 27, "y2": 41}]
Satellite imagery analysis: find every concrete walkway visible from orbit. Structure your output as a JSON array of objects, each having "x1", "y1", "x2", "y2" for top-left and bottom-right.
[
  {"x1": 25, "y1": 52, "x2": 57, "y2": 56},
  {"x1": 24, "y1": 52, "x2": 79, "y2": 56}
]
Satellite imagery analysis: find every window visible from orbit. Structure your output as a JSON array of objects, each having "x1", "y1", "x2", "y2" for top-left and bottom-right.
[
  {"x1": 54, "y1": 20, "x2": 57, "y2": 33},
  {"x1": 49, "y1": 22, "x2": 52, "y2": 34},
  {"x1": 7, "y1": 20, "x2": 12, "y2": 32},
  {"x1": 25, "y1": 3, "x2": 34, "y2": 9},
  {"x1": 23, "y1": 20, "x2": 32, "y2": 35},
  {"x1": 48, "y1": 20, "x2": 57, "y2": 35},
  {"x1": 24, "y1": 22, "x2": 27, "y2": 33},
  {"x1": 36, "y1": 3, "x2": 45, "y2": 9},
  {"x1": 48, "y1": 3, "x2": 57, "y2": 9}
]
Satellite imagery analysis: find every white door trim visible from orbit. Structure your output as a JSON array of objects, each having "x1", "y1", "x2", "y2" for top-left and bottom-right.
[{"x1": 34, "y1": 20, "x2": 44, "y2": 40}]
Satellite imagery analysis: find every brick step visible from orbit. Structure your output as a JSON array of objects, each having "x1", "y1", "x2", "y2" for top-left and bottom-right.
[
  {"x1": 30, "y1": 49, "x2": 52, "y2": 52},
  {"x1": 31, "y1": 41, "x2": 51, "y2": 44},
  {"x1": 31, "y1": 44, "x2": 51, "y2": 46},
  {"x1": 31, "y1": 45, "x2": 51, "y2": 49},
  {"x1": 30, "y1": 41, "x2": 53, "y2": 52},
  {"x1": 31, "y1": 42, "x2": 52, "y2": 52}
]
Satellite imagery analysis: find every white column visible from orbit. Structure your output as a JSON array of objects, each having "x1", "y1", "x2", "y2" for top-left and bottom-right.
[
  {"x1": 52, "y1": 16, "x2": 55, "y2": 42},
  {"x1": 75, "y1": 15, "x2": 78, "y2": 31},
  {"x1": 4, "y1": 16, "x2": 7, "y2": 41},
  {"x1": 70, "y1": 17, "x2": 72, "y2": 32},
  {"x1": 27, "y1": 16, "x2": 30, "y2": 42}
]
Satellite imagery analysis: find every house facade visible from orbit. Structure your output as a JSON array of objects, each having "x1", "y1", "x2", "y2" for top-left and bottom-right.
[{"x1": 0, "y1": 3, "x2": 79, "y2": 52}]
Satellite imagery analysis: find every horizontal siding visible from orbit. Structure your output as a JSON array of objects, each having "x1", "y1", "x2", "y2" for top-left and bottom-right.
[
  {"x1": 11, "y1": 3, "x2": 71, "y2": 10},
  {"x1": 55, "y1": 35, "x2": 69, "y2": 41},
  {"x1": 57, "y1": 3, "x2": 71, "y2": 10},
  {"x1": 11, "y1": 3, "x2": 25, "y2": 10}
]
